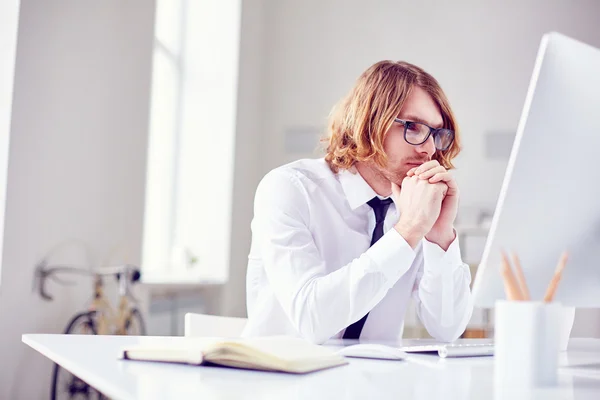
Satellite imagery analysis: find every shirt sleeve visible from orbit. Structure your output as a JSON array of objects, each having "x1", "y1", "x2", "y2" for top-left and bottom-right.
[
  {"x1": 253, "y1": 169, "x2": 417, "y2": 344},
  {"x1": 411, "y1": 234, "x2": 474, "y2": 342}
]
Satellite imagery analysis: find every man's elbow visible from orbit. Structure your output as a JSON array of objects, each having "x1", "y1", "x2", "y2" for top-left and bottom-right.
[
  {"x1": 430, "y1": 326, "x2": 466, "y2": 343},
  {"x1": 297, "y1": 329, "x2": 332, "y2": 344},
  {"x1": 426, "y1": 303, "x2": 473, "y2": 342},
  {"x1": 290, "y1": 304, "x2": 336, "y2": 344},
  {"x1": 291, "y1": 312, "x2": 336, "y2": 344}
]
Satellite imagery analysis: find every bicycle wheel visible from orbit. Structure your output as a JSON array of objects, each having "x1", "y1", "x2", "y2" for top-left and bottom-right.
[
  {"x1": 50, "y1": 311, "x2": 104, "y2": 400},
  {"x1": 124, "y1": 308, "x2": 146, "y2": 335}
]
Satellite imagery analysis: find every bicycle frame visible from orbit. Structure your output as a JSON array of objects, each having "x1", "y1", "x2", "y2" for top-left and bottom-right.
[{"x1": 90, "y1": 276, "x2": 136, "y2": 335}]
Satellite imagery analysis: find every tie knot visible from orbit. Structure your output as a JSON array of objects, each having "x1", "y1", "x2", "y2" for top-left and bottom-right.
[
  {"x1": 367, "y1": 197, "x2": 393, "y2": 207},
  {"x1": 367, "y1": 197, "x2": 393, "y2": 223}
]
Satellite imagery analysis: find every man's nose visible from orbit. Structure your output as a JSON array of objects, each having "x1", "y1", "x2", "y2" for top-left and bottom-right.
[{"x1": 416, "y1": 134, "x2": 436, "y2": 158}]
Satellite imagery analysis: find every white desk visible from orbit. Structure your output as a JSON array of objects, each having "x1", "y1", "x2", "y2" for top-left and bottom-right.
[{"x1": 22, "y1": 334, "x2": 600, "y2": 400}]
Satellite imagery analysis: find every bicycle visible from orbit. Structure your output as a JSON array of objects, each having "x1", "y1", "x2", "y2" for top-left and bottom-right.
[{"x1": 34, "y1": 262, "x2": 147, "y2": 400}]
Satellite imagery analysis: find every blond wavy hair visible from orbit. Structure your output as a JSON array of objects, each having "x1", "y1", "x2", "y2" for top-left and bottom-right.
[{"x1": 323, "y1": 60, "x2": 461, "y2": 173}]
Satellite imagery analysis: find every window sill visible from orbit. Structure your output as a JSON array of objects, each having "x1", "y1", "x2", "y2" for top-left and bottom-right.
[{"x1": 138, "y1": 274, "x2": 227, "y2": 297}]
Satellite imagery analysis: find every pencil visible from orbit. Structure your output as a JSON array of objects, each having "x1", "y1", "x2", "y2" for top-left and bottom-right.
[
  {"x1": 543, "y1": 251, "x2": 569, "y2": 302},
  {"x1": 500, "y1": 251, "x2": 523, "y2": 301},
  {"x1": 511, "y1": 253, "x2": 530, "y2": 301}
]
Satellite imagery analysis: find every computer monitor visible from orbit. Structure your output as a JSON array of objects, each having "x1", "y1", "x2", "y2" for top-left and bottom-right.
[{"x1": 472, "y1": 32, "x2": 600, "y2": 308}]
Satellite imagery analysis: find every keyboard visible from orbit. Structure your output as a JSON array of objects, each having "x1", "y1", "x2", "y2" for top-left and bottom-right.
[{"x1": 399, "y1": 342, "x2": 494, "y2": 358}]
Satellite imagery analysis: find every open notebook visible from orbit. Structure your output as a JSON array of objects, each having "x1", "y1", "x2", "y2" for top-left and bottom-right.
[{"x1": 120, "y1": 336, "x2": 348, "y2": 374}]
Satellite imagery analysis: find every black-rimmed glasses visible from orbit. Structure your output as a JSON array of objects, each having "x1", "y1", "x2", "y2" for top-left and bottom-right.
[{"x1": 394, "y1": 118, "x2": 455, "y2": 151}]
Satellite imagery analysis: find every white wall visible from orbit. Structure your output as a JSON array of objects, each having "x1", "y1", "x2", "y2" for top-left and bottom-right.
[
  {"x1": 259, "y1": 0, "x2": 600, "y2": 210},
  {"x1": 223, "y1": 0, "x2": 600, "y2": 338},
  {"x1": 0, "y1": 1, "x2": 155, "y2": 398},
  {"x1": 223, "y1": 0, "x2": 267, "y2": 316}
]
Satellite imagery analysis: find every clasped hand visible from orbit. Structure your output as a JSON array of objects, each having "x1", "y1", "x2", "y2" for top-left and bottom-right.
[{"x1": 392, "y1": 160, "x2": 458, "y2": 249}]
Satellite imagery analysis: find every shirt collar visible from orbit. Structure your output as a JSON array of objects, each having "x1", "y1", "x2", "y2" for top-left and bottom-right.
[{"x1": 338, "y1": 167, "x2": 384, "y2": 210}]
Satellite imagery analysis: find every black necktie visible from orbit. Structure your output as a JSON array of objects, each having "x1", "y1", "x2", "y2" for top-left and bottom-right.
[{"x1": 343, "y1": 197, "x2": 394, "y2": 339}]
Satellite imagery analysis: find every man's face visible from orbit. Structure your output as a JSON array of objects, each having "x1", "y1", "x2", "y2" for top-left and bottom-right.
[{"x1": 378, "y1": 86, "x2": 443, "y2": 185}]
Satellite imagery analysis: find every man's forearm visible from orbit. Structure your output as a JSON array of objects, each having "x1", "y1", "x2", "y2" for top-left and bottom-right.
[{"x1": 415, "y1": 235, "x2": 474, "y2": 341}]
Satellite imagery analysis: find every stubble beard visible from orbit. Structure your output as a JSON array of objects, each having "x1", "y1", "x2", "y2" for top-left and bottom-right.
[{"x1": 373, "y1": 164, "x2": 408, "y2": 188}]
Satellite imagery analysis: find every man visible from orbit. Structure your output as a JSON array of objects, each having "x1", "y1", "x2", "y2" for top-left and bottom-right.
[{"x1": 243, "y1": 60, "x2": 473, "y2": 344}]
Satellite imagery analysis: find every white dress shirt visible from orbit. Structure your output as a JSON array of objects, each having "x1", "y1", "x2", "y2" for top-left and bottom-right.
[{"x1": 243, "y1": 158, "x2": 473, "y2": 344}]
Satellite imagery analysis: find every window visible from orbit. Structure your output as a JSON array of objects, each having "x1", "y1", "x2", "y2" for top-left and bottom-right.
[{"x1": 142, "y1": 0, "x2": 241, "y2": 283}]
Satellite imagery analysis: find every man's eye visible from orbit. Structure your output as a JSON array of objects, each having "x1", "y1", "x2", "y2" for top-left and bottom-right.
[{"x1": 405, "y1": 122, "x2": 419, "y2": 132}]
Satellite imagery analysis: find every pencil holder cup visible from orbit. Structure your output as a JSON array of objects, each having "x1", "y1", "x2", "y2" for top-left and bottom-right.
[
  {"x1": 558, "y1": 306, "x2": 575, "y2": 352},
  {"x1": 494, "y1": 300, "x2": 562, "y2": 387}
]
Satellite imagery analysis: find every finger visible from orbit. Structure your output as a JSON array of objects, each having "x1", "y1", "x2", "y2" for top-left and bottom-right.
[
  {"x1": 428, "y1": 171, "x2": 457, "y2": 188},
  {"x1": 418, "y1": 166, "x2": 446, "y2": 180},
  {"x1": 432, "y1": 182, "x2": 448, "y2": 197},
  {"x1": 406, "y1": 167, "x2": 417, "y2": 177},
  {"x1": 430, "y1": 173, "x2": 458, "y2": 196},
  {"x1": 428, "y1": 171, "x2": 452, "y2": 183},
  {"x1": 413, "y1": 160, "x2": 440, "y2": 175}
]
